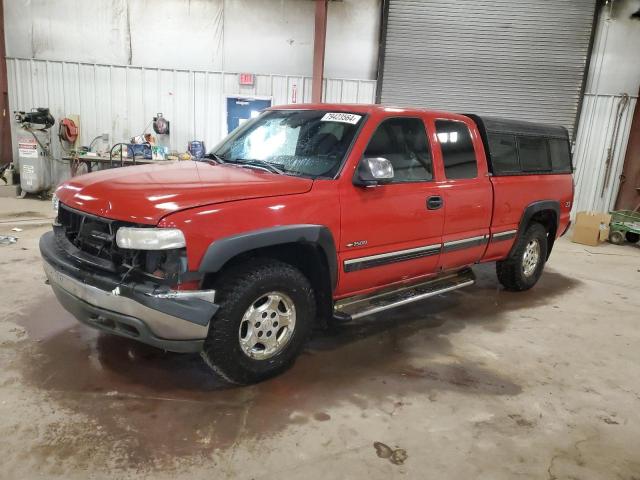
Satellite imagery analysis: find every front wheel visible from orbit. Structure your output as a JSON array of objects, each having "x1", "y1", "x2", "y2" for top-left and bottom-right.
[
  {"x1": 496, "y1": 223, "x2": 548, "y2": 291},
  {"x1": 201, "y1": 259, "x2": 315, "y2": 384},
  {"x1": 609, "y1": 230, "x2": 625, "y2": 245}
]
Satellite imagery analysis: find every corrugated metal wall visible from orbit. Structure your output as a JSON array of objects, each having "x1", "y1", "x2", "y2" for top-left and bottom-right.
[
  {"x1": 378, "y1": 0, "x2": 596, "y2": 136},
  {"x1": 6, "y1": 57, "x2": 376, "y2": 184},
  {"x1": 572, "y1": 93, "x2": 637, "y2": 215}
]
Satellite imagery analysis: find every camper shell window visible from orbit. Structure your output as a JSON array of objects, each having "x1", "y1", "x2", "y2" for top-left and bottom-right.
[{"x1": 466, "y1": 114, "x2": 572, "y2": 176}]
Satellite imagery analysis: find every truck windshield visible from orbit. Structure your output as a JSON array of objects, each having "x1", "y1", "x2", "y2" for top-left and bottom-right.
[{"x1": 210, "y1": 110, "x2": 364, "y2": 178}]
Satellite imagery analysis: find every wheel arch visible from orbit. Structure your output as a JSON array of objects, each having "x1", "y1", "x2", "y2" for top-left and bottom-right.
[
  {"x1": 198, "y1": 225, "x2": 338, "y2": 320},
  {"x1": 513, "y1": 200, "x2": 560, "y2": 259}
]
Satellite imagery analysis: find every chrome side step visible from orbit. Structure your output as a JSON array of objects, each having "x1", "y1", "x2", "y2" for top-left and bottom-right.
[{"x1": 334, "y1": 269, "x2": 475, "y2": 321}]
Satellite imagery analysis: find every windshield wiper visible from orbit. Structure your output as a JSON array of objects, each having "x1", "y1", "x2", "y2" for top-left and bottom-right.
[
  {"x1": 202, "y1": 152, "x2": 226, "y2": 163},
  {"x1": 229, "y1": 159, "x2": 285, "y2": 175}
]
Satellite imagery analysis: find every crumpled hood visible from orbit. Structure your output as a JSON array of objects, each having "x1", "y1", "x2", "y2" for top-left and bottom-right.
[{"x1": 56, "y1": 161, "x2": 313, "y2": 224}]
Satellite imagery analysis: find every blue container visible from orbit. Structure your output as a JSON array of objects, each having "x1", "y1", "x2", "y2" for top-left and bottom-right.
[
  {"x1": 188, "y1": 141, "x2": 206, "y2": 159},
  {"x1": 128, "y1": 143, "x2": 152, "y2": 159}
]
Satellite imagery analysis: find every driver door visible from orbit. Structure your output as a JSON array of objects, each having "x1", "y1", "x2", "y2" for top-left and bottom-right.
[{"x1": 337, "y1": 116, "x2": 445, "y2": 297}]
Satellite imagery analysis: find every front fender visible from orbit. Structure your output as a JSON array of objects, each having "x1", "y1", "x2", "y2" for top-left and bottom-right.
[{"x1": 198, "y1": 225, "x2": 338, "y2": 289}]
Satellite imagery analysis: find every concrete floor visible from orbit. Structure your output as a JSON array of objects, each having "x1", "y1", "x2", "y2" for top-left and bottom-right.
[{"x1": 1, "y1": 198, "x2": 639, "y2": 479}]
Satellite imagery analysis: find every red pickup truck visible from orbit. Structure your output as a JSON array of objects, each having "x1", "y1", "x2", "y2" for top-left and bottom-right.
[{"x1": 41, "y1": 104, "x2": 573, "y2": 384}]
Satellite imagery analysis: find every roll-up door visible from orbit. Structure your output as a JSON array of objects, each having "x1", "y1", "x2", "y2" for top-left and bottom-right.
[{"x1": 377, "y1": 0, "x2": 597, "y2": 137}]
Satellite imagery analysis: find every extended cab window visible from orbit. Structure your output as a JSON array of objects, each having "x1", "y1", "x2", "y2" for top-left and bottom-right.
[
  {"x1": 518, "y1": 136, "x2": 551, "y2": 172},
  {"x1": 548, "y1": 138, "x2": 572, "y2": 173},
  {"x1": 363, "y1": 117, "x2": 433, "y2": 182},
  {"x1": 435, "y1": 120, "x2": 477, "y2": 179},
  {"x1": 488, "y1": 134, "x2": 520, "y2": 174}
]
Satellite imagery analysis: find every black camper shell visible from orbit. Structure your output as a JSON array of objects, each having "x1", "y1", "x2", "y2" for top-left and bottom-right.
[{"x1": 466, "y1": 115, "x2": 573, "y2": 176}]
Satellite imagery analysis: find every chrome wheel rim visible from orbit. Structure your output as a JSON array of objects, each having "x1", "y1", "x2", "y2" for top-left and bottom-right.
[
  {"x1": 238, "y1": 292, "x2": 296, "y2": 360},
  {"x1": 522, "y1": 239, "x2": 541, "y2": 277}
]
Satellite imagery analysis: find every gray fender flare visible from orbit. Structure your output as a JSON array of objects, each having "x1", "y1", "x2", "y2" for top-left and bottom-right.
[{"x1": 198, "y1": 225, "x2": 338, "y2": 290}]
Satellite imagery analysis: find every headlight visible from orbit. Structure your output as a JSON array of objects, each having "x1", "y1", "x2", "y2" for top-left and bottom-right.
[
  {"x1": 52, "y1": 193, "x2": 59, "y2": 213},
  {"x1": 116, "y1": 227, "x2": 186, "y2": 250}
]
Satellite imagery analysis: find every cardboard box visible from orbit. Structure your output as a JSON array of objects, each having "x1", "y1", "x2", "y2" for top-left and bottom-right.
[{"x1": 572, "y1": 211, "x2": 611, "y2": 246}]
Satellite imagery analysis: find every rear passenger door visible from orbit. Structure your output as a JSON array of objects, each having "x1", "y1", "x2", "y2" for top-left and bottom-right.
[{"x1": 433, "y1": 118, "x2": 493, "y2": 271}]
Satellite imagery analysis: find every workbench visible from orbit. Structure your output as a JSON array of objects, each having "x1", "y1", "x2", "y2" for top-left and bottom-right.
[{"x1": 63, "y1": 155, "x2": 176, "y2": 174}]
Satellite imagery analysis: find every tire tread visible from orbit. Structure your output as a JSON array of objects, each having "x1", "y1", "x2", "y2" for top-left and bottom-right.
[
  {"x1": 201, "y1": 258, "x2": 315, "y2": 384},
  {"x1": 496, "y1": 222, "x2": 548, "y2": 291}
]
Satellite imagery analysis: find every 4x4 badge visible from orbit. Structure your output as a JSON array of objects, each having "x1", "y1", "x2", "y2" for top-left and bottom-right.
[{"x1": 346, "y1": 240, "x2": 368, "y2": 248}]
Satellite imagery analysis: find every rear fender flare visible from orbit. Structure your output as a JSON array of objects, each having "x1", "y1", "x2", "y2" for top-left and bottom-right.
[
  {"x1": 198, "y1": 225, "x2": 338, "y2": 290},
  {"x1": 512, "y1": 200, "x2": 560, "y2": 259}
]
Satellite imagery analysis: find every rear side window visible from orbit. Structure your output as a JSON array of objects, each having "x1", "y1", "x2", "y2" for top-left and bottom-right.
[
  {"x1": 488, "y1": 134, "x2": 519, "y2": 174},
  {"x1": 363, "y1": 117, "x2": 433, "y2": 182},
  {"x1": 518, "y1": 137, "x2": 550, "y2": 172},
  {"x1": 548, "y1": 138, "x2": 572, "y2": 173},
  {"x1": 435, "y1": 120, "x2": 477, "y2": 179}
]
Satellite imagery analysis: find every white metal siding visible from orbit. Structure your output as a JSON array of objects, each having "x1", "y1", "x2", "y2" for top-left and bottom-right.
[
  {"x1": 379, "y1": 0, "x2": 596, "y2": 136},
  {"x1": 6, "y1": 57, "x2": 376, "y2": 185},
  {"x1": 572, "y1": 95, "x2": 637, "y2": 215}
]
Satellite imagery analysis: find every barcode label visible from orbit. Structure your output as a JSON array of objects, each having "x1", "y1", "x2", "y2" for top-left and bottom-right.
[{"x1": 321, "y1": 113, "x2": 362, "y2": 124}]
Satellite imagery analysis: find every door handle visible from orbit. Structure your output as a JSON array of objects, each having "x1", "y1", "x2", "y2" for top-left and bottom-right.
[{"x1": 427, "y1": 196, "x2": 443, "y2": 210}]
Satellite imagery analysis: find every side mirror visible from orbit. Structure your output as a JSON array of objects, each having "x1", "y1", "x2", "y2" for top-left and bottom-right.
[{"x1": 354, "y1": 157, "x2": 394, "y2": 187}]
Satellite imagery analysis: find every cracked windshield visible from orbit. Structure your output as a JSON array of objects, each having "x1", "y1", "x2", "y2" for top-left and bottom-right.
[{"x1": 211, "y1": 110, "x2": 364, "y2": 178}]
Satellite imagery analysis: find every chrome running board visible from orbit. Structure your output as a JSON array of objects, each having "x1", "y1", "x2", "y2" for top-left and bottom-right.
[{"x1": 334, "y1": 269, "x2": 475, "y2": 321}]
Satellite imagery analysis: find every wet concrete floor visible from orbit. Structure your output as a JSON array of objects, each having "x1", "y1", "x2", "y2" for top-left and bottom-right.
[{"x1": 1, "y1": 211, "x2": 639, "y2": 479}]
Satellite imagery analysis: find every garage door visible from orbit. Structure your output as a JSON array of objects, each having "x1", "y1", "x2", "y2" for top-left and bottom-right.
[{"x1": 377, "y1": 0, "x2": 597, "y2": 137}]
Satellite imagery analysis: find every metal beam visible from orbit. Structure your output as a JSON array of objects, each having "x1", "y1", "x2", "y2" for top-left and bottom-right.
[
  {"x1": 374, "y1": 0, "x2": 390, "y2": 104},
  {"x1": 572, "y1": 0, "x2": 602, "y2": 143},
  {"x1": 0, "y1": 0, "x2": 12, "y2": 166},
  {"x1": 311, "y1": 0, "x2": 328, "y2": 103}
]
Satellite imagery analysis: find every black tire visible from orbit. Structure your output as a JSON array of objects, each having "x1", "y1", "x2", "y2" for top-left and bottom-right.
[
  {"x1": 496, "y1": 223, "x2": 548, "y2": 291},
  {"x1": 609, "y1": 230, "x2": 625, "y2": 245},
  {"x1": 201, "y1": 259, "x2": 315, "y2": 385},
  {"x1": 625, "y1": 232, "x2": 639, "y2": 244}
]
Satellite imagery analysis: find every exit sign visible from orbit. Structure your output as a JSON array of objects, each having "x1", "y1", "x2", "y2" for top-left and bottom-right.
[{"x1": 239, "y1": 73, "x2": 255, "y2": 86}]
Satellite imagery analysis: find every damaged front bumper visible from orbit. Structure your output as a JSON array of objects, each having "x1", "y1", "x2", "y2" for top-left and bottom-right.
[{"x1": 39, "y1": 231, "x2": 217, "y2": 353}]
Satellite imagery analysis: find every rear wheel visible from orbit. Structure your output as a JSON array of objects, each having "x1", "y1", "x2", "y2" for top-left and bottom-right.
[
  {"x1": 625, "y1": 232, "x2": 639, "y2": 244},
  {"x1": 201, "y1": 259, "x2": 315, "y2": 384},
  {"x1": 496, "y1": 223, "x2": 548, "y2": 291}
]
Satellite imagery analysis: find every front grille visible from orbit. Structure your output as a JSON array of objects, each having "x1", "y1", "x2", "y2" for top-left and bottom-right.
[
  {"x1": 56, "y1": 203, "x2": 187, "y2": 283},
  {"x1": 57, "y1": 203, "x2": 129, "y2": 268}
]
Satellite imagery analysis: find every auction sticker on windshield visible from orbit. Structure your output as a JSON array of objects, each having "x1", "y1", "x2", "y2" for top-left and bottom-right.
[{"x1": 321, "y1": 112, "x2": 362, "y2": 124}]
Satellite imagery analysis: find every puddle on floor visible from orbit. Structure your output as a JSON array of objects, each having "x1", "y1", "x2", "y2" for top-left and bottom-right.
[{"x1": 8, "y1": 264, "x2": 580, "y2": 471}]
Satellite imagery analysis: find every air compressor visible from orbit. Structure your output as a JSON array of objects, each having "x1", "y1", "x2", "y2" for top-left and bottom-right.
[{"x1": 14, "y1": 108, "x2": 55, "y2": 196}]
